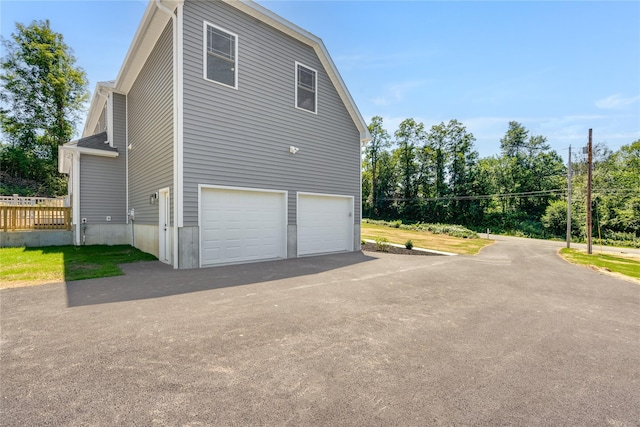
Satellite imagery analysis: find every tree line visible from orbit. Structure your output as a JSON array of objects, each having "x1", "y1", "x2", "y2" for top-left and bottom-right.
[{"x1": 363, "y1": 116, "x2": 640, "y2": 246}]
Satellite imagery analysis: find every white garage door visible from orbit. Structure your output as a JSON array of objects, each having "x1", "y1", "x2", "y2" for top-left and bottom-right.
[
  {"x1": 298, "y1": 193, "x2": 353, "y2": 256},
  {"x1": 200, "y1": 187, "x2": 286, "y2": 266}
]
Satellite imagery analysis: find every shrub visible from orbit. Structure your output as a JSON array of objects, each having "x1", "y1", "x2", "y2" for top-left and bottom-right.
[
  {"x1": 375, "y1": 237, "x2": 390, "y2": 252},
  {"x1": 362, "y1": 218, "x2": 478, "y2": 239},
  {"x1": 405, "y1": 239, "x2": 413, "y2": 250}
]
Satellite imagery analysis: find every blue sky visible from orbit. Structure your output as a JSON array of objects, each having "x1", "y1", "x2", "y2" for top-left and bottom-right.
[{"x1": 2, "y1": 1, "x2": 638, "y2": 158}]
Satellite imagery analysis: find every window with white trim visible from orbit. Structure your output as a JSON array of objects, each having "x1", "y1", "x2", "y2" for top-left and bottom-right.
[
  {"x1": 296, "y1": 62, "x2": 317, "y2": 113},
  {"x1": 204, "y1": 22, "x2": 237, "y2": 88}
]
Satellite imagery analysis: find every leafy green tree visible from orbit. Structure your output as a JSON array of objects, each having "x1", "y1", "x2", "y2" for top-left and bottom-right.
[
  {"x1": 497, "y1": 122, "x2": 564, "y2": 216},
  {"x1": 445, "y1": 120, "x2": 478, "y2": 223},
  {"x1": 361, "y1": 161, "x2": 372, "y2": 217},
  {"x1": 500, "y1": 120, "x2": 529, "y2": 157},
  {"x1": 375, "y1": 150, "x2": 400, "y2": 218},
  {"x1": 394, "y1": 118, "x2": 424, "y2": 219},
  {"x1": 365, "y1": 116, "x2": 392, "y2": 218},
  {"x1": 575, "y1": 140, "x2": 640, "y2": 237},
  {"x1": 425, "y1": 122, "x2": 448, "y2": 198},
  {"x1": 542, "y1": 200, "x2": 584, "y2": 238},
  {"x1": 0, "y1": 20, "x2": 89, "y2": 196}
]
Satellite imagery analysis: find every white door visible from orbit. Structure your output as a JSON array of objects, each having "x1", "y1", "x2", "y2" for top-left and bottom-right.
[
  {"x1": 200, "y1": 187, "x2": 286, "y2": 266},
  {"x1": 297, "y1": 193, "x2": 353, "y2": 256},
  {"x1": 158, "y1": 188, "x2": 171, "y2": 264}
]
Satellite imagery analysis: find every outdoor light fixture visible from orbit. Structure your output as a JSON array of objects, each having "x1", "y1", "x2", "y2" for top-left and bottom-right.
[{"x1": 149, "y1": 192, "x2": 158, "y2": 205}]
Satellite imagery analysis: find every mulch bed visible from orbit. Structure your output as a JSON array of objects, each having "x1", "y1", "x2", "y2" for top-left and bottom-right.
[{"x1": 361, "y1": 242, "x2": 443, "y2": 256}]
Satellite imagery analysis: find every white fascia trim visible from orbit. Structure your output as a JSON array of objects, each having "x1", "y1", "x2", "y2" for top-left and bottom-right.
[
  {"x1": 82, "y1": 81, "x2": 114, "y2": 138},
  {"x1": 222, "y1": 0, "x2": 370, "y2": 143},
  {"x1": 116, "y1": 1, "x2": 179, "y2": 93},
  {"x1": 58, "y1": 146, "x2": 72, "y2": 174},
  {"x1": 61, "y1": 144, "x2": 119, "y2": 158},
  {"x1": 315, "y1": 40, "x2": 371, "y2": 144},
  {"x1": 75, "y1": 147, "x2": 119, "y2": 158}
]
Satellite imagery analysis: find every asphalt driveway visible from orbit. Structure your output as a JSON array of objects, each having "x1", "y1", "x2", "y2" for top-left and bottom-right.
[{"x1": 1, "y1": 237, "x2": 639, "y2": 426}]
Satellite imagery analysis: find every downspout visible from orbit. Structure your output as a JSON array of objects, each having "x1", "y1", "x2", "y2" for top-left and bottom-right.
[
  {"x1": 72, "y1": 151, "x2": 81, "y2": 245},
  {"x1": 155, "y1": 0, "x2": 182, "y2": 269}
]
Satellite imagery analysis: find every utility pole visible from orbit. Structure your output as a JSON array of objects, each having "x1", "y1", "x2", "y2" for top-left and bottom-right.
[
  {"x1": 566, "y1": 145, "x2": 572, "y2": 248},
  {"x1": 587, "y1": 129, "x2": 593, "y2": 255}
]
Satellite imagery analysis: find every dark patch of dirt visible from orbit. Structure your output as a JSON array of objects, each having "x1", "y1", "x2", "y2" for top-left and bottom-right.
[{"x1": 361, "y1": 242, "x2": 443, "y2": 256}]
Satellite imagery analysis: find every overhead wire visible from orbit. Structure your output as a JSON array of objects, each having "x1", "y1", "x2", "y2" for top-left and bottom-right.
[{"x1": 377, "y1": 187, "x2": 635, "y2": 203}]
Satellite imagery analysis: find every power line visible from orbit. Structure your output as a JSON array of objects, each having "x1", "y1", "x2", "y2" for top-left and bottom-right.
[
  {"x1": 380, "y1": 189, "x2": 567, "y2": 202},
  {"x1": 376, "y1": 187, "x2": 635, "y2": 203}
]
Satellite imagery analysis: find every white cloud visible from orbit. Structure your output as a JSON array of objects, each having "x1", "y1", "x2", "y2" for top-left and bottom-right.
[{"x1": 595, "y1": 93, "x2": 640, "y2": 110}]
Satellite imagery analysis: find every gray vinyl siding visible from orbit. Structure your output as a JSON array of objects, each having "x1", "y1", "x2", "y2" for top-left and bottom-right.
[
  {"x1": 112, "y1": 93, "x2": 127, "y2": 152},
  {"x1": 182, "y1": 0, "x2": 361, "y2": 227},
  {"x1": 78, "y1": 94, "x2": 127, "y2": 225},
  {"x1": 127, "y1": 21, "x2": 173, "y2": 225},
  {"x1": 79, "y1": 154, "x2": 125, "y2": 224},
  {"x1": 94, "y1": 105, "x2": 107, "y2": 135}
]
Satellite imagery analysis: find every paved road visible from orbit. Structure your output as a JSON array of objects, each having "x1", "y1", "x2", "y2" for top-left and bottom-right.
[
  {"x1": 1, "y1": 238, "x2": 639, "y2": 426},
  {"x1": 489, "y1": 233, "x2": 640, "y2": 257}
]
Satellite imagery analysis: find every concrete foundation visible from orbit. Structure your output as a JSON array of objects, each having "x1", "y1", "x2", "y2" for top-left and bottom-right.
[
  {"x1": 0, "y1": 230, "x2": 73, "y2": 247},
  {"x1": 133, "y1": 224, "x2": 159, "y2": 258},
  {"x1": 79, "y1": 224, "x2": 130, "y2": 246},
  {"x1": 287, "y1": 224, "x2": 297, "y2": 258},
  {"x1": 178, "y1": 227, "x2": 199, "y2": 269},
  {"x1": 354, "y1": 222, "x2": 361, "y2": 251}
]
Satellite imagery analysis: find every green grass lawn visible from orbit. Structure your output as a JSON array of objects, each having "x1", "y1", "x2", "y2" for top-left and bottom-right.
[
  {"x1": 362, "y1": 223, "x2": 493, "y2": 255},
  {"x1": 559, "y1": 248, "x2": 640, "y2": 282},
  {"x1": 0, "y1": 245, "x2": 157, "y2": 288}
]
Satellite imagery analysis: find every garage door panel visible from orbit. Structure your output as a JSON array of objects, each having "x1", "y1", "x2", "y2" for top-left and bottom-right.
[
  {"x1": 298, "y1": 194, "x2": 353, "y2": 256},
  {"x1": 201, "y1": 188, "x2": 286, "y2": 266}
]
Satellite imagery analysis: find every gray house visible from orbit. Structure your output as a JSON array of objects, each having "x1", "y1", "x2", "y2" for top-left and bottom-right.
[{"x1": 59, "y1": 0, "x2": 370, "y2": 269}]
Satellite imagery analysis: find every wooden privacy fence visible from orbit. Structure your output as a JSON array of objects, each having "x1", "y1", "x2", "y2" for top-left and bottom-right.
[{"x1": 1, "y1": 206, "x2": 71, "y2": 231}]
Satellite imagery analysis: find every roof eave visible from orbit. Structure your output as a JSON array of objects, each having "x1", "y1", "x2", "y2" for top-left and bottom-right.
[
  {"x1": 115, "y1": 0, "x2": 183, "y2": 93},
  {"x1": 61, "y1": 144, "x2": 119, "y2": 158},
  {"x1": 82, "y1": 0, "x2": 181, "y2": 138},
  {"x1": 82, "y1": 0, "x2": 369, "y2": 143},
  {"x1": 82, "y1": 81, "x2": 116, "y2": 137}
]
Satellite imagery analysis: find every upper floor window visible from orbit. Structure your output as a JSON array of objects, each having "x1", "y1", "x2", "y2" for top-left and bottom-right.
[
  {"x1": 204, "y1": 22, "x2": 237, "y2": 88},
  {"x1": 296, "y1": 62, "x2": 317, "y2": 113}
]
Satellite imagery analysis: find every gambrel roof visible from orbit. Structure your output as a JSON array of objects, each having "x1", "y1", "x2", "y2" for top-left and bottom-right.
[{"x1": 83, "y1": 0, "x2": 370, "y2": 143}]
